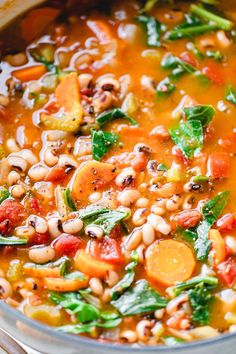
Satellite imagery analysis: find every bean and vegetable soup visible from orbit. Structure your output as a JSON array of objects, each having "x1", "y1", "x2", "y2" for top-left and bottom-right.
[{"x1": 1, "y1": 0, "x2": 236, "y2": 347}]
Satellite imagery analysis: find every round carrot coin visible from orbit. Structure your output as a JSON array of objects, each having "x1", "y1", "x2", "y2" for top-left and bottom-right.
[{"x1": 146, "y1": 239, "x2": 196, "y2": 286}]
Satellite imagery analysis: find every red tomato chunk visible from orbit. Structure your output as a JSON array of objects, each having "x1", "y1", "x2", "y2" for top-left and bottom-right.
[{"x1": 217, "y1": 257, "x2": 236, "y2": 287}]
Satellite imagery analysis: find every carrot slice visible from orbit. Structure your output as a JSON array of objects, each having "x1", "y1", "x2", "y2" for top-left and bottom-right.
[
  {"x1": 21, "y1": 7, "x2": 60, "y2": 42},
  {"x1": 146, "y1": 239, "x2": 196, "y2": 286},
  {"x1": 209, "y1": 229, "x2": 226, "y2": 266},
  {"x1": 74, "y1": 250, "x2": 114, "y2": 278},
  {"x1": 71, "y1": 161, "x2": 117, "y2": 200},
  {"x1": 87, "y1": 20, "x2": 112, "y2": 44},
  {"x1": 55, "y1": 72, "x2": 80, "y2": 113},
  {"x1": 12, "y1": 65, "x2": 47, "y2": 82},
  {"x1": 44, "y1": 276, "x2": 88, "y2": 292},
  {"x1": 40, "y1": 73, "x2": 83, "y2": 133},
  {"x1": 23, "y1": 266, "x2": 60, "y2": 278}
]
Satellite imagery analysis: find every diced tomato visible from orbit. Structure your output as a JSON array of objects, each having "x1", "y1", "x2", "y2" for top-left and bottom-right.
[
  {"x1": 88, "y1": 237, "x2": 124, "y2": 265},
  {"x1": 54, "y1": 233, "x2": 83, "y2": 257},
  {"x1": 29, "y1": 197, "x2": 41, "y2": 213},
  {"x1": 207, "y1": 152, "x2": 230, "y2": 179},
  {"x1": 216, "y1": 213, "x2": 236, "y2": 233},
  {"x1": 29, "y1": 232, "x2": 50, "y2": 246},
  {"x1": 131, "y1": 153, "x2": 147, "y2": 172},
  {"x1": 2, "y1": 246, "x2": 15, "y2": 255},
  {"x1": 0, "y1": 200, "x2": 26, "y2": 234},
  {"x1": 217, "y1": 257, "x2": 236, "y2": 287},
  {"x1": 180, "y1": 51, "x2": 198, "y2": 68},
  {"x1": 172, "y1": 209, "x2": 202, "y2": 229},
  {"x1": 204, "y1": 125, "x2": 215, "y2": 143},
  {"x1": 219, "y1": 134, "x2": 236, "y2": 154},
  {"x1": 45, "y1": 167, "x2": 67, "y2": 182},
  {"x1": 202, "y1": 62, "x2": 224, "y2": 85}
]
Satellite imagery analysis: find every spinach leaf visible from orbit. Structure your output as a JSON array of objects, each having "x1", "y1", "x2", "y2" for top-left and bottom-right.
[
  {"x1": 0, "y1": 187, "x2": 10, "y2": 204},
  {"x1": 111, "y1": 279, "x2": 167, "y2": 316},
  {"x1": 96, "y1": 108, "x2": 138, "y2": 127},
  {"x1": 169, "y1": 119, "x2": 203, "y2": 159},
  {"x1": 169, "y1": 104, "x2": 215, "y2": 159},
  {"x1": 157, "y1": 77, "x2": 176, "y2": 97},
  {"x1": 57, "y1": 318, "x2": 122, "y2": 334},
  {"x1": 189, "y1": 283, "x2": 215, "y2": 325},
  {"x1": 168, "y1": 276, "x2": 218, "y2": 326},
  {"x1": 167, "y1": 24, "x2": 218, "y2": 40},
  {"x1": 136, "y1": 15, "x2": 162, "y2": 47},
  {"x1": 92, "y1": 130, "x2": 118, "y2": 161},
  {"x1": 194, "y1": 191, "x2": 229, "y2": 260},
  {"x1": 110, "y1": 256, "x2": 138, "y2": 300},
  {"x1": 24, "y1": 256, "x2": 70, "y2": 276},
  {"x1": 225, "y1": 85, "x2": 236, "y2": 105},
  {"x1": 63, "y1": 187, "x2": 76, "y2": 211},
  {"x1": 0, "y1": 236, "x2": 27, "y2": 246},
  {"x1": 142, "y1": 0, "x2": 159, "y2": 12},
  {"x1": 183, "y1": 105, "x2": 215, "y2": 127},
  {"x1": 79, "y1": 205, "x2": 130, "y2": 235},
  {"x1": 161, "y1": 54, "x2": 197, "y2": 75},
  {"x1": 64, "y1": 271, "x2": 87, "y2": 281},
  {"x1": 206, "y1": 49, "x2": 223, "y2": 61},
  {"x1": 168, "y1": 275, "x2": 218, "y2": 297}
]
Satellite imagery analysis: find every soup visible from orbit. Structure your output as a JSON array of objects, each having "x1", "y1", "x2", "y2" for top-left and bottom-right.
[{"x1": 0, "y1": 0, "x2": 236, "y2": 346}]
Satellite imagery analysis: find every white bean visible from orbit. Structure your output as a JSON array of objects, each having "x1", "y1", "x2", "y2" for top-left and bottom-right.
[
  {"x1": 85, "y1": 225, "x2": 104, "y2": 239},
  {"x1": 120, "y1": 330, "x2": 138, "y2": 343},
  {"x1": 44, "y1": 148, "x2": 59, "y2": 167},
  {"x1": 125, "y1": 229, "x2": 142, "y2": 250},
  {"x1": 147, "y1": 214, "x2": 171, "y2": 235},
  {"x1": 11, "y1": 184, "x2": 26, "y2": 199},
  {"x1": 7, "y1": 171, "x2": 20, "y2": 186},
  {"x1": 105, "y1": 270, "x2": 119, "y2": 287},
  {"x1": 62, "y1": 218, "x2": 83, "y2": 234},
  {"x1": 48, "y1": 217, "x2": 62, "y2": 239},
  {"x1": 132, "y1": 208, "x2": 147, "y2": 226},
  {"x1": 0, "y1": 278, "x2": 13, "y2": 299},
  {"x1": 135, "y1": 197, "x2": 149, "y2": 208},
  {"x1": 136, "y1": 320, "x2": 152, "y2": 342},
  {"x1": 8, "y1": 155, "x2": 27, "y2": 172},
  {"x1": 15, "y1": 226, "x2": 35, "y2": 238},
  {"x1": 118, "y1": 189, "x2": 140, "y2": 207},
  {"x1": 20, "y1": 149, "x2": 38, "y2": 165},
  {"x1": 29, "y1": 246, "x2": 55, "y2": 264},
  {"x1": 88, "y1": 192, "x2": 102, "y2": 203},
  {"x1": 115, "y1": 167, "x2": 136, "y2": 187},
  {"x1": 58, "y1": 155, "x2": 78, "y2": 169},
  {"x1": 142, "y1": 223, "x2": 155, "y2": 245},
  {"x1": 28, "y1": 164, "x2": 49, "y2": 181},
  {"x1": 89, "y1": 277, "x2": 103, "y2": 296}
]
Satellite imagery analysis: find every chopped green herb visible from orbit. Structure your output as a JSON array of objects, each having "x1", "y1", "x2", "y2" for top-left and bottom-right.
[
  {"x1": 157, "y1": 77, "x2": 176, "y2": 97},
  {"x1": 225, "y1": 85, "x2": 236, "y2": 105},
  {"x1": 0, "y1": 187, "x2": 10, "y2": 204},
  {"x1": 190, "y1": 4, "x2": 234, "y2": 31},
  {"x1": 157, "y1": 163, "x2": 168, "y2": 171},
  {"x1": 193, "y1": 175, "x2": 209, "y2": 183},
  {"x1": 168, "y1": 24, "x2": 218, "y2": 40},
  {"x1": 111, "y1": 279, "x2": 167, "y2": 316},
  {"x1": 0, "y1": 236, "x2": 27, "y2": 246},
  {"x1": 206, "y1": 49, "x2": 224, "y2": 61},
  {"x1": 91, "y1": 129, "x2": 118, "y2": 161},
  {"x1": 168, "y1": 275, "x2": 218, "y2": 297},
  {"x1": 64, "y1": 271, "x2": 86, "y2": 281},
  {"x1": 96, "y1": 108, "x2": 138, "y2": 127},
  {"x1": 63, "y1": 187, "x2": 76, "y2": 211},
  {"x1": 162, "y1": 336, "x2": 185, "y2": 346},
  {"x1": 183, "y1": 105, "x2": 215, "y2": 127},
  {"x1": 136, "y1": 15, "x2": 162, "y2": 47}
]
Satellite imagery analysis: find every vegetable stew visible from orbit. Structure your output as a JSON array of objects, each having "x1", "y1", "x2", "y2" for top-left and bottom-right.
[{"x1": 0, "y1": 0, "x2": 236, "y2": 346}]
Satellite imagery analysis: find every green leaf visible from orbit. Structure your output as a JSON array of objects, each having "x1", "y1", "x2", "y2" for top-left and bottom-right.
[
  {"x1": 136, "y1": 15, "x2": 162, "y2": 47},
  {"x1": 142, "y1": 0, "x2": 159, "y2": 12},
  {"x1": 110, "y1": 260, "x2": 137, "y2": 300},
  {"x1": 195, "y1": 191, "x2": 229, "y2": 260},
  {"x1": 157, "y1": 77, "x2": 176, "y2": 97},
  {"x1": 24, "y1": 256, "x2": 70, "y2": 276},
  {"x1": 169, "y1": 119, "x2": 203, "y2": 159},
  {"x1": 79, "y1": 205, "x2": 130, "y2": 235},
  {"x1": 168, "y1": 275, "x2": 218, "y2": 297},
  {"x1": 111, "y1": 279, "x2": 167, "y2": 316},
  {"x1": 189, "y1": 284, "x2": 215, "y2": 325},
  {"x1": 96, "y1": 108, "x2": 138, "y2": 127},
  {"x1": 183, "y1": 105, "x2": 215, "y2": 127},
  {"x1": 57, "y1": 318, "x2": 122, "y2": 334},
  {"x1": 0, "y1": 236, "x2": 27, "y2": 246},
  {"x1": 63, "y1": 187, "x2": 76, "y2": 211},
  {"x1": 92, "y1": 130, "x2": 118, "y2": 161},
  {"x1": 168, "y1": 24, "x2": 218, "y2": 40},
  {"x1": 225, "y1": 85, "x2": 236, "y2": 105},
  {"x1": 0, "y1": 187, "x2": 10, "y2": 204}
]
